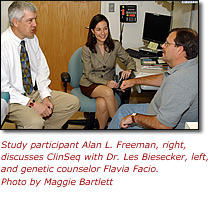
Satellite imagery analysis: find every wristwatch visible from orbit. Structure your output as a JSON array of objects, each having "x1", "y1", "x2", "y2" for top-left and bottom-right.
[
  {"x1": 131, "y1": 113, "x2": 137, "y2": 123},
  {"x1": 29, "y1": 99, "x2": 35, "y2": 108}
]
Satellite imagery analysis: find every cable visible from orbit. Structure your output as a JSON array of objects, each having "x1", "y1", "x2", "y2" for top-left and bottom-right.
[{"x1": 119, "y1": 22, "x2": 124, "y2": 44}]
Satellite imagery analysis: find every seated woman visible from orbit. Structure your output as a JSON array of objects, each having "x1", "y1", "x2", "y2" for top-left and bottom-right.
[{"x1": 79, "y1": 14, "x2": 136, "y2": 129}]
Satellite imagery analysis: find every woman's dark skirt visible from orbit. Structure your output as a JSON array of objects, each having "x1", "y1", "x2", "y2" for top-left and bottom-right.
[{"x1": 80, "y1": 83, "x2": 100, "y2": 97}]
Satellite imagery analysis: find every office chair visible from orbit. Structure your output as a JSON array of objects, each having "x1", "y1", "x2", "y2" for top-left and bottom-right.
[
  {"x1": 61, "y1": 47, "x2": 121, "y2": 129},
  {"x1": 1, "y1": 92, "x2": 10, "y2": 128}
]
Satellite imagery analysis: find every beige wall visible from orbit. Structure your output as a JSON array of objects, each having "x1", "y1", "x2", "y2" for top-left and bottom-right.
[
  {"x1": 102, "y1": 1, "x2": 198, "y2": 49},
  {"x1": 1, "y1": 1, "x2": 13, "y2": 33}
]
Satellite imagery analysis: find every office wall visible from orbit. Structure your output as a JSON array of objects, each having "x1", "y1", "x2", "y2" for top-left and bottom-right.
[
  {"x1": 101, "y1": 1, "x2": 198, "y2": 49},
  {"x1": 191, "y1": 3, "x2": 198, "y2": 31},
  {"x1": 101, "y1": 1, "x2": 171, "y2": 49},
  {"x1": 2, "y1": 1, "x2": 198, "y2": 45},
  {"x1": 1, "y1": 1, "x2": 13, "y2": 33}
]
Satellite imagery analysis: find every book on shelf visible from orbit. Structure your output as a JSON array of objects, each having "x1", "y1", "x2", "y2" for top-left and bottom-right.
[
  {"x1": 142, "y1": 65, "x2": 168, "y2": 70},
  {"x1": 140, "y1": 57, "x2": 168, "y2": 69}
]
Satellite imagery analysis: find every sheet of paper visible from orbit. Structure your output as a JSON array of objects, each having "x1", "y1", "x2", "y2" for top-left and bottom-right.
[
  {"x1": 142, "y1": 66, "x2": 164, "y2": 70},
  {"x1": 135, "y1": 71, "x2": 161, "y2": 78},
  {"x1": 147, "y1": 41, "x2": 159, "y2": 50}
]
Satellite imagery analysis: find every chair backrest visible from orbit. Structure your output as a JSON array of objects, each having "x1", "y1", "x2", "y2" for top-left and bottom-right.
[
  {"x1": 68, "y1": 47, "x2": 83, "y2": 88},
  {"x1": 1, "y1": 92, "x2": 10, "y2": 102}
]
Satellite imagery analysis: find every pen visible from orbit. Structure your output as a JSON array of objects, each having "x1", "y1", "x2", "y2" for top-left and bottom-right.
[{"x1": 119, "y1": 76, "x2": 123, "y2": 82}]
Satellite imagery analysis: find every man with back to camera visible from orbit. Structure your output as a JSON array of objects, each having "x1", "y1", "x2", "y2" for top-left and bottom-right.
[
  {"x1": 1, "y1": 1, "x2": 80, "y2": 129},
  {"x1": 108, "y1": 28, "x2": 198, "y2": 129}
]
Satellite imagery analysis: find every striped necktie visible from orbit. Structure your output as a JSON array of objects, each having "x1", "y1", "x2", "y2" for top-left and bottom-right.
[{"x1": 20, "y1": 40, "x2": 33, "y2": 95}]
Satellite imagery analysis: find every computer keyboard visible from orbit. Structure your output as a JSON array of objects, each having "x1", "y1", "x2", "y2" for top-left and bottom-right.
[{"x1": 126, "y1": 48, "x2": 160, "y2": 58}]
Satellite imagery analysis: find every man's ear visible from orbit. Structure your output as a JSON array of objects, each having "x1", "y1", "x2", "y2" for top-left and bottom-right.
[
  {"x1": 12, "y1": 17, "x2": 19, "y2": 27},
  {"x1": 177, "y1": 45, "x2": 187, "y2": 58},
  {"x1": 177, "y1": 45, "x2": 185, "y2": 55}
]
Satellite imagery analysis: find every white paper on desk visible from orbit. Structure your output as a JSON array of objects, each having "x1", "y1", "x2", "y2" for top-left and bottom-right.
[
  {"x1": 142, "y1": 65, "x2": 164, "y2": 70},
  {"x1": 135, "y1": 71, "x2": 161, "y2": 78}
]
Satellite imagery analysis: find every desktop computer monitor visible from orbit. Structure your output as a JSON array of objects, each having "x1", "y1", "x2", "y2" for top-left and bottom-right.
[{"x1": 142, "y1": 12, "x2": 172, "y2": 46}]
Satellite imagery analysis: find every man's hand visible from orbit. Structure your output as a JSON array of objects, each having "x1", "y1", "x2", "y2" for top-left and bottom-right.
[
  {"x1": 31, "y1": 101, "x2": 52, "y2": 118},
  {"x1": 27, "y1": 97, "x2": 53, "y2": 118},
  {"x1": 120, "y1": 113, "x2": 174, "y2": 130},
  {"x1": 120, "y1": 79, "x2": 134, "y2": 92},
  {"x1": 120, "y1": 115, "x2": 133, "y2": 129},
  {"x1": 42, "y1": 97, "x2": 54, "y2": 113}
]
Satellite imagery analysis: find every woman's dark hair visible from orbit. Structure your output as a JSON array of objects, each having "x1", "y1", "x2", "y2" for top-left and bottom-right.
[
  {"x1": 86, "y1": 14, "x2": 115, "y2": 53},
  {"x1": 171, "y1": 28, "x2": 198, "y2": 60}
]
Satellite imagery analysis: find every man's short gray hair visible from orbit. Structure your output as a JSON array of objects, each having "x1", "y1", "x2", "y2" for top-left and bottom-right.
[{"x1": 8, "y1": 1, "x2": 37, "y2": 26}]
